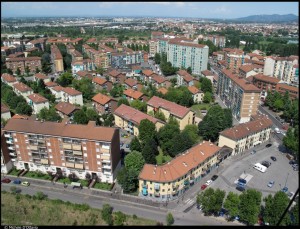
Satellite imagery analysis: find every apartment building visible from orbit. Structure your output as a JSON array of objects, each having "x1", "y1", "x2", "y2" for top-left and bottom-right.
[
  {"x1": 1, "y1": 73, "x2": 17, "y2": 87},
  {"x1": 71, "y1": 59, "x2": 96, "y2": 74},
  {"x1": 218, "y1": 114, "x2": 272, "y2": 155},
  {"x1": 123, "y1": 88, "x2": 144, "y2": 102},
  {"x1": 238, "y1": 65, "x2": 258, "y2": 78},
  {"x1": 151, "y1": 74, "x2": 168, "y2": 89},
  {"x1": 223, "y1": 48, "x2": 245, "y2": 74},
  {"x1": 27, "y1": 93, "x2": 49, "y2": 114},
  {"x1": 111, "y1": 51, "x2": 144, "y2": 68},
  {"x1": 149, "y1": 39, "x2": 158, "y2": 57},
  {"x1": 114, "y1": 104, "x2": 165, "y2": 136},
  {"x1": 55, "y1": 102, "x2": 80, "y2": 118},
  {"x1": 107, "y1": 70, "x2": 126, "y2": 84},
  {"x1": 138, "y1": 141, "x2": 221, "y2": 200},
  {"x1": 2, "y1": 117, "x2": 121, "y2": 183},
  {"x1": 6, "y1": 57, "x2": 42, "y2": 75},
  {"x1": 51, "y1": 45, "x2": 64, "y2": 73},
  {"x1": 124, "y1": 78, "x2": 138, "y2": 90},
  {"x1": 92, "y1": 93, "x2": 117, "y2": 115},
  {"x1": 12, "y1": 82, "x2": 33, "y2": 99},
  {"x1": 49, "y1": 86, "x2": 83, "y2": 106},
  {"x1": 167, "y1": 40, "x2": 209, "y2": 75},
  {"x1": 147, "y1": 96, "x2": 195, "y2": 130},
  {"x1": 188, "y1": 86, "x2": 204, "y2": 103},
  {"x1": 252, "y1": 73, "x2": 280, "y2": 100},
  {"x1": 92, "y1": 77, "x2": 113, "y2": 92},
  {"x1": 263, "y1": 56, "x2": 299, "y2": 84},
  {"x1": 276, "y1": 83, "x2": 299, "y2": 100},
  {"x1": 177, "y1": 70, "x2": 194, "y2": 87},
  {"x1": 33, "y1": 73, "x2": 50, "y2": 83},
  {"x1": 216, "y1": 69, "x2": 261, "y2": 123},
  {"x1": 202, "y1": 35, "x2": 226, "y2": 47},
  {"x1": 142, "y1": 69, "x2": 156, "y2": 83},
  {"x1": 1, "y1": 130, "x2": 13, "y2": 174},
  {"x1": 1, "y1": 103, "x2": 11, "y2": 121}
]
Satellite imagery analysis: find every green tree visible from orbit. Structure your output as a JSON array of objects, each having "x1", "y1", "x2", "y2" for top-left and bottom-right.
[
  {"x1": 154, "y1": 111, "x2": 166, "y2": 122},
  {"x1": 166, "y1": 212, "x2": 174, "y2": 226},
  {"x1": 86, "y1": 108, "x2": 99, "y2": 122},
  {"x1": 117, "y1": 98, "x2": 130, "y2": 107},
  {"x1": 290, "y1": 202, "x2": 299, "y2": 226},
  {"x1": 142, "y1": 138, "x2": 158, "y2": 164},
  {"x1": 101, "y1": 204, "x2": 113, "y2": 226},
  {"x1": 72, "y1": 78, "x2": 95, "y2": 101},
  {"x1": 182, "y1": 124, "x2": 198, "y2": 144},
  {"x1": 138, "y1": 119, "x2": 157, "y2": 145},
  {"x1": 16, "y1": 67, "x2": 21, "y2": 76},
  {"x1": 154, "y1": 53, "x2": 161, "y2": 64},
  {"x1": 56, "y1": 72, "x2": 74, "y2": 87},
  {"x1": 239, "y1": 189, "x2": 262, "y2": 225},
  {"x1": 117, "y1": 167, "x2": 139, "y2": 193},
  {"x1": 223, "y1": 108, "x2": 233, "y2": 130},
  {"x1": 15, "y1": 102, "x2": 32, "y2": 116},
  {"x1": 273, "y1": 99, "x2": 284, "y2": 112},
  {"x1": 130, "y1": 100, "x2": 147, "y2": 112},
  {"x1": 130, "y1": 136, "x2": 142, "y2": 152},
  {"x1": 35, "y1": 67, "x2": 40, "y2": 73},
  {"x1": 200, "y1": 77, "x2": 213, "y2": 93},
  {"x1": 37, "y1": 107, "x2": 62, "y2": 122},
  {"x1": 223, "y1": 192, "x2": 240, "y2": 220},
  {"x1": 114, "y1": 211, "x2": 126, "y2": 226},
  {"x1": 263, "y1": 191, "x2": 290, "y2": 226},
  {"x1": 168, "y1": 131, "x2": 194, "y2": 157},
  {"x1": 186, "y1": 66, "x2": 192, "y2": 74},
  {"x1": 165, "y1": 87, "x2": 194, "y2": 107},
  {"x1": 124, "y1": 151, "x2": 145, "y2": 174},
  {"x1": 7, "y1": 68, "x2": 13, "y2": 75},
  {"x1": 73, "y1": 109, "x2": 89, "y2": 124},
  {"x1": 157, "y1": 118, "x2": 180, "y2": 154},
  {"x1": 203, "y1": 92, "x2": 212, "y2": 103},
  {"x1": 283, "y1": 125, "x2": 299, "y2": 156}
]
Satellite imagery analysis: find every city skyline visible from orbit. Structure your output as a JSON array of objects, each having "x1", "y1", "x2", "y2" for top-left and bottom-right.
[{"x1": 1, "y1": 2, "x2": 299, "y2": 18}]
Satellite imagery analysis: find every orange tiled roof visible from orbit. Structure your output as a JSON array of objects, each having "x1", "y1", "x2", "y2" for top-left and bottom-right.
[
  {"x1": 139, "y1": 141, "x2": 221, "y2": 182},
  {"x1": 124, "y1": 78, "x2": 138, "y2": 87},
  {"x1": 177, "y1": 70, "x2": 193, "y2": 82},
  {"x1": 13, "y1": 82, "x2": 33, "y2": 92},
  {"x1": 55, "y1": 102, "x2": 79, "y2": 115},
  {"x1": 27, "y1": 93, "x2": 48, "y2": 104},
  {"x1": 92, "y1": 93, "x2": 113, "y2": 105},
  {"x1": 253, "y1": 73, "x2": 280, "y2": 84},
  {"x1": 34, "y1": 73, "x2": 48, "y2": 80},
  {"x1": 188, "y1": 86, "x2": 200, "y2": 94},
  {"x1": 45, "y1": 81, "x2": 58, "y2": 87},
  {"x1": 92, "y1": 77, "x2": 107, "y2": 85},
  {"x1": 1, "y1": 73, "x2": 17, "y2": 83},
  {"x1": 1, "y1": 103, "x2": 10, "y2": 113},
  {"x1": 123, "y1": 88, "x2": 144, "y2": 100},
  {"x1": 157, "y1": 87, "x2": 168, "y2": 95},
  {"x1": 63, "y1": 87, "x2": 82, "y2": 96}
]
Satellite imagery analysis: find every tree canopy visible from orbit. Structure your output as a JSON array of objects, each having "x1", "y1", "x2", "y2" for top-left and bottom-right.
[{"x1": 124, "y1": 150, "x2": 145, "y2": 174}]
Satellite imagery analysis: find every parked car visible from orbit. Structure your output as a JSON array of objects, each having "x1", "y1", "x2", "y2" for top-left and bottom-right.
[
  {"x1": 267, "y1": 181, "x2": 275, "y2": 188},
  {"x1": 270, "y1": 156, "x2": 277, "y2": 161},
  {"x1": 205, "y1": 180, "x2": 213, "y2": 186},
  {"x1": 293, "y1": 164, "x2": 299, "y2": 171},
  {"x1": 201, "y1": 184, "x2": 207, "y2": 190},
  {"x1": 21, "y1": 181, "x2": 30, "y2": 186},
  {"x1": 262, "y1": 161, "x2": 271, "y2": 168},
  {"x1": 1, "y1": 178, "x2": 11, "y2": 183},
  {"x1": 251, "y1": 150, "x2": 257, "y2": 154},
  {"x1": 238, "y1": 178, "x2": 247, "y2": 186},
  {"x1": 13, "y1": 179, "x2": 21, "y2": 184},
  {"x1": 289, "y1": 160, "x2": 296, "y2": 165},
  {"x1": 281, "y1": 187, "x2": 288, "y2": 193},
  {"x1": 236, "y1": 186, "x2": 245, "y2": 192},
  {"x1": 120, "y1": 142, "x2": 124, "y2": 147},
  {"x1": 287, "y1": 192, "x2": 295, "y2": 199},
  {"x1": 125, "y1": 144, "x2": 130, "y2": 148},
  {"x1": 266, "y1": 144, "x2": 272, "y2": 148},
  {"x1": 211, "y1": 175, "x2": 218, "y2": 181}
]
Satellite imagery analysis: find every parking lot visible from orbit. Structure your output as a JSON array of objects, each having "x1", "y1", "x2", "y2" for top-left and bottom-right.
[
  {"x1": 119, "y1": 128, "x2": 133, "y2": 153},
  {"x1": 208, "y1": 141, "x2": 299, "y2": 199}
]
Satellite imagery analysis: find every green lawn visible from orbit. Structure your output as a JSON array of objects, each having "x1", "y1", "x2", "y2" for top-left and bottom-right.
[
  {"x1": 156, "y1": 148, "x2": 172, "y2": 165},
  {"x1": 191, "y1": 103, "x2": 213, "y2": 118}
]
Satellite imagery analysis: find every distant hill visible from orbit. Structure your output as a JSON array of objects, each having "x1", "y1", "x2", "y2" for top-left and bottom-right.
[{"x1": 234, "y1": 14, "x2": 298, "y2": 23}]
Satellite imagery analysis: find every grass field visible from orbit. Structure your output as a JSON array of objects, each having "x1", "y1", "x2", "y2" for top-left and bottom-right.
[
  {"x1": 1, "y1": 191, "x2": 157, "y2": 226},
  {"x1": 191, "y1": 103, "x2": 213, "y2": 118},
  {"x1": 155, "y1": 147, "x2": 172, "y2": 165}
]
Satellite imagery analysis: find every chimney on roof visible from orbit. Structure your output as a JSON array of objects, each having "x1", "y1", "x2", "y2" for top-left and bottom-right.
[
  {"x1": 164, "y1": 170, "x2": 167, "y2": 174},
  {"x1": 200, "y1": 151, "x2": 204, "y2": 155}
]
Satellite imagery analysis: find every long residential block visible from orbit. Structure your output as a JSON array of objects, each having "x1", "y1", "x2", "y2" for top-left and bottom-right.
[{"x1": 2, "y1": 117, "x2": 121, "y2": 183}]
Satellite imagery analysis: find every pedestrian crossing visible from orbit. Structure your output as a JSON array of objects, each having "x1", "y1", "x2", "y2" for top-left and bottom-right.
[{"x1": 184, "y1": 198, "x2": 194, "y2": 205}]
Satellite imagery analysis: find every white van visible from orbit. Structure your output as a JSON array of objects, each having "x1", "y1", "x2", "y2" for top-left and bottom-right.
[
  {"x1": 275, "y1": 128, "x2": 280, "y2": 134},
  {"x1": 253, "y1": 163, "x2": 267, "y2": 173}
]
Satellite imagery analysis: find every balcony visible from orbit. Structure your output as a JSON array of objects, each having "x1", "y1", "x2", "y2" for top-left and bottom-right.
[
  {"x1": 154, "y1": 192, "x2": 160, "y2": 197},
  {"x1": 75, "y1": 163, "x2": 84, "y2": 169},
  {"x1": 102, "y1": 164, "x2": 111, "y2": 169},
  {"x1": 103, "y1": 170, "x2": 111, "y2": 175},
  {"x1": 9, "y1": 152, "x2": 16, "y2": 157},
  {"x1": 63, "y1": 143, "x2": 72, "y2": 149},
  {"x1": 101, "y1": 154, "x2": 110, "y2": 160},
  {"x1": 30, "y1": 145, "x2": 38, "y2": 150},
  {"x1": 72, "y1": 144, "x2": 82, "y2": 151},
  {"x1": 66, "y1": 162, "x2": 75, "y2": 168},
  {"x1": 8, "y1": 146, "x2": 15, "y2": 150},
  {"x1": 73, "y1": 150, "x2": 82, "y2": 156},
  {"x1": 41, "y1": 158, "x2": 49, "y2": 164},
  {"x1": 6, "y1": 140, "x2": 13, "y2": 144},
  {"x1": 4, "y1": 134, "x2": 11, "y2": 138}
]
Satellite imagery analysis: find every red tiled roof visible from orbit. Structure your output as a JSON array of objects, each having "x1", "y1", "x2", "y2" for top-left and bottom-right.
[
  {"x1": 114, "y1": 104, "x2": 163, "y2": 126},
  {"x1": 253, "y1": 73, "x2": 280, "y2": 84},
  {"x1": 142, "y1": 69, "x2": 155, "y2": 77},
  {"x1": 177, "y1": 70, "x2": 193, "y2": 82},
  {"x1": 55, "y1": 102, "x2": 79, "y2": 115},
  {"x1": 86, "y1": 38, "x2": 97, "y2": 43},
  {"x1": 168, "y1": 39, "x2": 206, "y2": 48},
  {"x1": 276, "y1": 83, "x2": 299, "y2": 93},
  {"x1": 124, "y1": 78, "x2": 138, "y2": 87},
  {"x1": 220, "y1": 116, "x2": 273, "y2": 140},
  {"x1": 221, "y1": 69, "x2": 261, "y2": 92},
  {"x1": 239, "y1": 65, "x2": 255, "y2": 73},
  {"x1": 108, "y1": 69, "x2": 123, "y2": 78},
  {"x1": 63, "y1": 87, "x2": 82, "y2": 96},
  {"x1": 201, "y1": 70, "x2": 213, "y2": 76},
  {"x1": 92, "y1": 77, "x2": 107, "y2": 85},
  {"x1": 147, "y1": 96, "x2": 191, "y2": 118},
  {"x1": 11, "y1": 114, "x2": 29, "y2": 120},
  {"x1": 13, "y1": 82, "x2": 33, "y2": 92},
  {"x1": 152, "y1": 74, "x2": 167, "y2": 84},
  {"x1": 51, "y1": 85, "x2": 64, "y2": 92},
  {"x1": 139, "y1": 141, "x2": 221, "y2": 182},
  {"x1": 123, "y1": 88, "x2": 144, "y2": 100},
  {"x1": 6, "y1": 57, "x2": 41, "y2": 62},
  {"x1": 157, "y1": 87, "x2": 168, "y2": 95},
  {"x1": 1, "y1": 103, "x2": 10, "y2": 113},
  {"x1": 1, "y1": 73, "x2": 17, "y2": 83},
  {"x1": 188, "y1": 86, "x2": 200, "y2": 94},
  {"x1": 76, "y1": 70, "x2": 88, "y2": 77},
  {"x1": 27, "y1": 93, "x2": 48, "y2": 104},
  {"x1": 151, "y1": 31, "x2": 164, "y2": 36},
  {"x1": 92, "y1": 93, "x2": 113, "y2": 105},
  {"x1": 34, "y1": 73, "x2": 48, "y2": 80},
  {"x1": 45, "y1": 81, "x2": 58, "y2": 87}
]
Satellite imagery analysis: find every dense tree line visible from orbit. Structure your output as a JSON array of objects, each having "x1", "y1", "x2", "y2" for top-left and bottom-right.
[
  {"x1": 155, "y1": 53, "x2": 179, "y2": 76},
  {"x1": 164, "y1": 86, "x2": 194, "y2": 107},
  {"x1": 197, "y1": 188, "x2": 296, "y2": 226},
  {"x1": 1, "y1": 82, "x2": 32, "y2": 116},
  {"x1": 23, "y1": 79, "x2": 56, "y2": 103}
]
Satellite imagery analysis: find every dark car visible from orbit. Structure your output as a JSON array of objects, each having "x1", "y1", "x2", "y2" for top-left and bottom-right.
[
  {"x1": 236, "y1": 186, "x2": 245, "y2": 192},
  {"x1": 13, "y1": 179, "x2": 21, "y2": 184},
  {"x1": 266, "y1": 144, "x2": 272, "y2": 148},
  {"x1": 238, "y1": 178, "x2": 247, "y2": 186},
  {"x1": 1, "y1": 178, "x2": 11, "y2": 183},
  {"x1": 211, "y1": 175, "x2": 218, "y2": 181},
  {"x1": 289, "y1": 160, "x2": 296, "y2": 165},
  {"x1": 270, "y1": 156, "x2": 277, "y2": 161},
  {"x1": 262, "y1": 161, "x2": 271, "y2": 168}
]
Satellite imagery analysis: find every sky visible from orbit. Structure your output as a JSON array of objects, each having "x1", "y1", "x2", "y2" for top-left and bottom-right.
[{"x1": 1, "y1": 2, "x2": 299, "y2": 19}]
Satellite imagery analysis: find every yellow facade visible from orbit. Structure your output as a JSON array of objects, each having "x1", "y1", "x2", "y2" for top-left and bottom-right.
[{"x1": 138, "y1": 154, "x2": 219, "y2": 198}]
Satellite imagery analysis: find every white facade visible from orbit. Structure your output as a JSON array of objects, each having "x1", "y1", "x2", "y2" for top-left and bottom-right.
[
  {"x1": 30, "y1": 101, "x2": 49, "y2": 114},
  {"x1": 63, "y1": 93, "x2": 83, "y2": 106},
  {"x1": 1, "y1": 111, "x2": 11, "y2": 121}
]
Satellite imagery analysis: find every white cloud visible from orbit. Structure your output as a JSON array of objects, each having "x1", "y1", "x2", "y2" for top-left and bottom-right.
[{"x1": 211, "y1": 5, "x2": 231, "y2": 14}]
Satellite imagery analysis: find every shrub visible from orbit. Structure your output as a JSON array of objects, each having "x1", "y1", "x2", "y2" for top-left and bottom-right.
[
  {"x1": 10, "y1": 186, "x2": 17, "y2": 194},
  {"x1": 35, "y1": 191, "x2": 46, "y2": 200},
  {"x1": 25, "y1": 194, "x2": 32, "y2": 199},
  {"x1": 166, "y1": 212, "x2": 174, "y2": 226},
  {"x1": 15, "y1": 194, "x2": 21, "y2": 202},
  {"x1": 102, "y1": 204, "x2": 113, "y2": 225},
  {"x1": 114, "y1": 211, "x2": 126, "y2": 226},
  {"x1": 133, "y1": 214, "x2": 137, "y2": 219}
]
